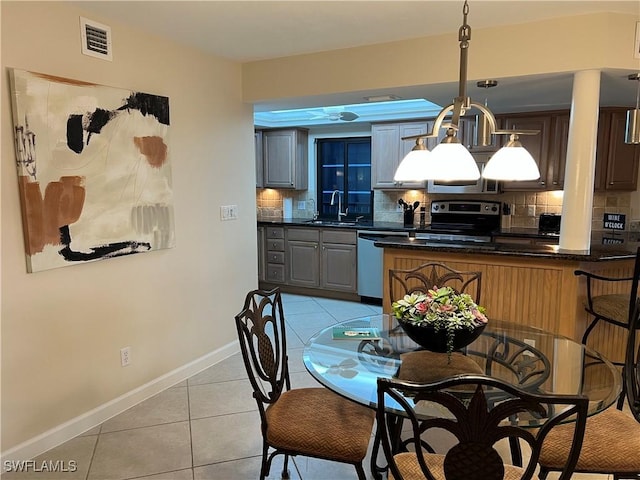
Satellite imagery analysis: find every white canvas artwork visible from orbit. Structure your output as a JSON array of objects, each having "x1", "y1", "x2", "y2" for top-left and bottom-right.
[{"x1": 9, "y1": 69, "x2": 175, "y2": 272}]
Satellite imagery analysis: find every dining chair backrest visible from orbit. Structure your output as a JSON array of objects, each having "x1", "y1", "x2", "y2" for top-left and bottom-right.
[
  {"x1": 625, "y1": 297, "x2": 640, "y2": 422},
  {"x1": 376, "y1": 374, "x2": 588, "y2": 480},
  {"x1": 234, "y1": 287, "x2": 289, "y2": 412},
  {"x1": 468, "y1": 331, "x2": 551, "y2": 392},
  {"x1": 576, "y1": 246, "x2": 640, "y2": 344},
  {"x1": 389, "y1": 262, "x2": 482, "y2": 306}
]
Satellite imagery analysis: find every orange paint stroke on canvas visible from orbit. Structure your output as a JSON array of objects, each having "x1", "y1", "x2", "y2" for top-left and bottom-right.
[
  {"x1": 18, "y1": 176, "x2": 86, "y2": 255},
  {"x1": 32, "y1": 72, "x2": 97, "y2": 87},
  {"x1": 133, "y1": 136, "x2": 167, "y2": 168}
]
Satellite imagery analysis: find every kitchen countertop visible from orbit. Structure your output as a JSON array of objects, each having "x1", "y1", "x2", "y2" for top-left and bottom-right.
[
  {"x1": 257, "y1": 217, "x2": 414, "y2": 232},
  {"x1": 373, "y1": 234, "x2": 638, "y2": 261},
  {"x1": 257, "y1": 217, "x2": 638, "y2": 261}
]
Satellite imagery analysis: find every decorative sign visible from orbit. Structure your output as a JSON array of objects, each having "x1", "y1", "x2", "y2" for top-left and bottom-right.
[
  {"x1": 602, "y1": 237, "x2": 624, "y2": 245},
  {"x1": 603, "y1": 213, "x2": 626, "y2": 231}
]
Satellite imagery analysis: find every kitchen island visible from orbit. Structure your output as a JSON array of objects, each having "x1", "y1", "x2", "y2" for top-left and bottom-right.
[{"x1": 376, "y1": 234, "x2": 638, "y2": 365}]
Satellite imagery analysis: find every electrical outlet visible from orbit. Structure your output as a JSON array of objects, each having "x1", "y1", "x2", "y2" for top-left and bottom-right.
[
  {"x1": 120, "y1": 347, "x2": 131, "y2": 367},
  {"x1": 527, "y1": 205, "x2": 536, "y2": 217},
  {"x1": 630, "y1": 220, "x2": 640, "y2": 232},
  {"x1": 297, "y1": 201, "x2": 306, "y2": 210}
]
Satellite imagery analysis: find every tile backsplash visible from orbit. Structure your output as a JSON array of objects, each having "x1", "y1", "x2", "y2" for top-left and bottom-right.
[{"x1": 256, "y1": 188, "x2": 634, "y2": 232}]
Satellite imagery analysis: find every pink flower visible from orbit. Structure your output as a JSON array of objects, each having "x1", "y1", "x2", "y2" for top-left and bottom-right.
[
  {"x1": 415, "y1": 301, "x2": 428, "y2": 315},
  {"x1": 438, "y1": 304, "x2": 454, "y2": 312},
  {"x1": 472, "y1": 308, "x2": 488, "y2": 323}
]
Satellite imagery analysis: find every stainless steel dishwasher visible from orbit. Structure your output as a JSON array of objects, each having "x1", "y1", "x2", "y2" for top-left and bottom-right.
[{"x1": 357, "y1": 231, "x2": 409, "y2": 301}]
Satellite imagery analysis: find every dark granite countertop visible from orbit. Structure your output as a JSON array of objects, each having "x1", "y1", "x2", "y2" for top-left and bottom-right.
[
  {"x1": 372, "y1": 234, "x2": 638, "y2": 262},
  {"x1": 494, "y1": 227, "x2": 560, "y2": 240},
  {"x1": 257, "y1": 217, "x2": 638, "y2": 261},
  {"x1": 257, "y1": 217, "x2": 413, "y2": 232}
]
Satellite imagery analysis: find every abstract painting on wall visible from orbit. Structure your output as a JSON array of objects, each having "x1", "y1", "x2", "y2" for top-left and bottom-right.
[{"x1": 9, "y1": 69, "x2": 175, "y2": 273}]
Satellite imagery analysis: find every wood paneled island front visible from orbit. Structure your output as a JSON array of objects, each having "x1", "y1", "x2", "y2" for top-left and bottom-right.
[{"x1": 376, "y1": 237, "x2": 638, "y2": 365}]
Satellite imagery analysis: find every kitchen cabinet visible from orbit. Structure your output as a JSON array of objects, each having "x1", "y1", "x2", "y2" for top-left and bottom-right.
[
  {"x1": 262, "y1": 128, "x2": 309, "y2": 189},
  {"x1": 286, "y1": 228, "x2": 357, "y2": 293},
  {"x1": 259, "y1": 226, "x2": 358, "y2": 295},
  {"x1": 265, "y1": 226, "x2": 285, "y2": 283},
  {"x1": 255, "y1": 130, "x2": 263, "y2": 188},
  {"x1": 500, "y1": 113, "x2": 553, "y2": 191},
  {"x1": 371, "y1": 121, "x2": 431, "y2": 189},
  {"x1": 595, "y1": 108, "x2": 640, "y2": 191},
  {"x1": 257, "y1": 226, "x2": 265, "y2": 281},
  {"x1": 546, "y1": 112, "x2": 569, "y2": 190},
  {"x1": 287, "y1": 228, "x2": 320, "y2": 287},
  {"x1": 321, "y1": 230, "x2": 357, "y2": 292}
]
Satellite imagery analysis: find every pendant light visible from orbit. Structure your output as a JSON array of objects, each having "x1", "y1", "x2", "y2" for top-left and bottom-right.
[
  {"x1": 394, "y1": 138, "x2": 431, "y2": 181},
  {"x1": 429, "y1": 128, "x2": 480, "y2": 180},
  {"x1": 625, "y1": 73, "x2": 640, "y2": 144},
  {"x1": 482, "y1": 134, "x2": 540, "y2": 180},
  {"x1": 393, "y1": 0, "x2": 539, "y2": 182}
]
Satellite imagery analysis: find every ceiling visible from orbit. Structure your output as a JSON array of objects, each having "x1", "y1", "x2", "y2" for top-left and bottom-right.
[{"x1": 73, "y1": 1, "x2": 640, "y2": 126}]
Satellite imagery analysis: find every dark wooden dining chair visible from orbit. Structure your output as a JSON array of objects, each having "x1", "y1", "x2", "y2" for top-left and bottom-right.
[
  {"x1": 389, "y1": 262, "x2": 482, "y2": 307},
  {"x1": 575, "y1": 246, "x2": 640, "y2": 371},
  {"x1": 375, "y1": 374, "x2": 588, "y2": 480},
  {"x1": 538, "y1": 298, "x2": 640, "y2": 479},
  {"x1": 234, "y1": 287, "x2": 375, "y2": 480}
]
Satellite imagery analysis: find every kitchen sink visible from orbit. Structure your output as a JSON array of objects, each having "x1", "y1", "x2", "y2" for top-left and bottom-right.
[{"x1": 304, "y1": 220, "x2": 357, "y2": 226}]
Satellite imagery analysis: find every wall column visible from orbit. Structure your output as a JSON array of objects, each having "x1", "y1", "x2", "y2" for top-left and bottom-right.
[{"x1": 559, "y1": 70, "x2": 601, "y2": 251}]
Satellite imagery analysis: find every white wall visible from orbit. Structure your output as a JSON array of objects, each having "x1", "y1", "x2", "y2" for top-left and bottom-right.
[{"x1": 1, "y1": 2, "x2": 257, "y2": 454}]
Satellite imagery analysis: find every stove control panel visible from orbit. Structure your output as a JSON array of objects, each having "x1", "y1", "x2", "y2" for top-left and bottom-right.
[{"x1": 431, "y1": 200, "x2": 501, "y2": 215}]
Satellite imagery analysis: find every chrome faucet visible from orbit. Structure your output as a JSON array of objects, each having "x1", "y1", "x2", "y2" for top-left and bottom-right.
[{"x1": 330, "y1": 190, "x2": 348, "y2": 221}]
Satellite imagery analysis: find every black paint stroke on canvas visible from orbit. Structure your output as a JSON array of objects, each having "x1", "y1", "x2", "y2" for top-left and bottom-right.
[
  {"x1": 66, "y1": 92, "x2": 169, "y2": 154},
  {"x1": 58, "y1": 225, "x2": 151, "y2": 262}
]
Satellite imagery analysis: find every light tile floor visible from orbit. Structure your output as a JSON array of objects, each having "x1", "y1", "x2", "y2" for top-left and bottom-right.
[{"x1": 3, "y1": 294, "x2": 616, "y2": 480}]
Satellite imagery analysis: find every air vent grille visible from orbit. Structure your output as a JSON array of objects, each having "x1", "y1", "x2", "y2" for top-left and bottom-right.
[{"x1": 80, "y1": 17, "x2": 112, "y2": 61}]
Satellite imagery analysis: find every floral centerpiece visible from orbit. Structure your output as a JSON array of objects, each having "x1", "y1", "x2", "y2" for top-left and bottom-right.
[{"x1": 392, "y1": 286, "x2": 488, "y2": 355}]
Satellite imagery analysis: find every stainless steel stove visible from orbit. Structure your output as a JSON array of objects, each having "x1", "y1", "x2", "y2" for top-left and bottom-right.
[{"x1": 415, "y1": 200, "x2": 502, "y2": 243}]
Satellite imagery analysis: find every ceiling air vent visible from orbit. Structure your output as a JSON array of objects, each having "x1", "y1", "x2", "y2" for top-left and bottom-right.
[{"x1": 80, "y1": 17, "x2": 112, "y2": 61}]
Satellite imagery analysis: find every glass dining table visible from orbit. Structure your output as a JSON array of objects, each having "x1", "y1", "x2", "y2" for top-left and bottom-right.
[{"x1": 302, "y1": 314, "x2": 622, "y2": 422}]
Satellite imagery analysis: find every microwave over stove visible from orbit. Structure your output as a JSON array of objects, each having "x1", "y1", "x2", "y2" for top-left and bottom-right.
[{"x1": 427, "y1": 152, "x2": 499, "y2": 195}]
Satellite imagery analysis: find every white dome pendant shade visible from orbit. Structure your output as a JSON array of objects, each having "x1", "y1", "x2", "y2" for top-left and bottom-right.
[
  {"x1": 482, "y1": 134, "x2": 541, "y2": 181},
  {"x1": 427, "y1": 127, "x2": 480, "y2": 181},
  {"x1": 429, "y1": 142, "x2": 480, "y2": 181},
  {"x1": 394, "y1": 138, "x2": 432, "y2": 181}
]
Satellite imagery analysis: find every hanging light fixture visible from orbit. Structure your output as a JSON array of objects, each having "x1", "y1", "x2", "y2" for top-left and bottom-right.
[
  {"x1": 625, "y1": 73, "x2": 640, "y2": 144},
  {"x1": 394, "y1": 0, "x2": 540, "y2": 182}
]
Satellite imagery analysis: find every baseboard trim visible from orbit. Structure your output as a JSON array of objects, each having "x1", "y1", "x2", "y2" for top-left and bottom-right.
[{"x1": 1, "y1": 341, "x2": 239, "y2": 463}]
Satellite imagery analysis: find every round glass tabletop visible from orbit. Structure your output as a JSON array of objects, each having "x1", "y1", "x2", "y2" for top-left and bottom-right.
[{"x1": 303, "y1": 314, "x2": 622, "y2": 425}]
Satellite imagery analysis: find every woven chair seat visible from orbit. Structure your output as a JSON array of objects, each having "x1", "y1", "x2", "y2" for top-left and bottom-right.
[
  {"x1": 390, "y1": 452, "x2": 533, "y2": 480},
  {"x1": 540, "y1": 407, "x2": 640, "y2": 473},
  {"x1": 265, "y1": 387, "x2": 375, "y2": 463},
  {"x1": 591, "y1": 293, "x2": 631, "y2": 322},
  {"x1": 397, "y1": 350, "x2": 483, "y2": 384}
]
